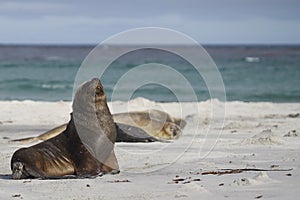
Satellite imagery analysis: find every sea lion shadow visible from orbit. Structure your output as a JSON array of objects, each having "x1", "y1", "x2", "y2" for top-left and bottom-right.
[{"x1": 0, "y1": 174, "x2": 12, "y2": 180}]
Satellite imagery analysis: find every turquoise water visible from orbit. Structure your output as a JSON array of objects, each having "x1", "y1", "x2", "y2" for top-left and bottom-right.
[{"x1": 0, "y1": 45, "x2": 299, "y2": 102}]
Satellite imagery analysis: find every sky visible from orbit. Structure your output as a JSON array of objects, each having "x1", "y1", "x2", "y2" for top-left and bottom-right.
[{"x1": 0, "y1": 0, "x2": 299, "y2": 44}]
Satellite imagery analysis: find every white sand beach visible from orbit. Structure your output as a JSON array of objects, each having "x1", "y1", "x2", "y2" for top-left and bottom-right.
[{"x1": 0, "y1": 98, "x2": 299, "y2": 200}]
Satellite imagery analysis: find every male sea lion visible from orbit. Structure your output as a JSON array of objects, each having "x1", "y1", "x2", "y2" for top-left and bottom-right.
[
  {"x1": 11, "y1": 78, "x2": 119, "y2": 179},
  {"x1": 11, "y1": 110, "x2": 185, "y2": 143}
]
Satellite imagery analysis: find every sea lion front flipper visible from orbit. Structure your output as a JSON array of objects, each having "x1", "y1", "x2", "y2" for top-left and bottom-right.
[
  {"x1": 12, "y1": 161, "x2": 46, "y2": 179},
  {"x1": 101, "y1": 150, "x2": 119, "y2": 174},
  {"x1": 115, "y1": 123, "x2": 162, "y2": 142}
]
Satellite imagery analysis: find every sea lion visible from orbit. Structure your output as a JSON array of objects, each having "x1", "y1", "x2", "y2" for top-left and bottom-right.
[
  {"x1": 127, "y1": 109, "x2": 187, "y2": 129},
  {"x1": 10, "y1": 122, "x2": 160, "y2": 144},
  {"x1": 11, "y1": 110, "x2": 185, "y2": 143},
  {"x1": 114, "y1": 109, "x2": 186, "y2": 140},
  {"x1": 113, "y1": 111, "x2": 184, "y2": 140},
  {"x1": 11, "y1": 78, "x2": 119, "y2": 179}
]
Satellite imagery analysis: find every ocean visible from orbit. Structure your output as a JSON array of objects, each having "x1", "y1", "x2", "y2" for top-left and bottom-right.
[{"x1": 0, "y1": 45, "x2": 299, "y2": 102}]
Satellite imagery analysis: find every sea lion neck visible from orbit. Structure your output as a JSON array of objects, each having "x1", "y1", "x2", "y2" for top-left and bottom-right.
[{"x1": 72, "y1": 78, "x2": 117, "y2": 166}]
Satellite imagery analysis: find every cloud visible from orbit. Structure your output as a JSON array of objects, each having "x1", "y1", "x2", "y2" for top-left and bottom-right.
[
  {"x1": 0, "y1": 1, "x2": 69, "y2": 16},
  {"x1": 0, "y1": 0, "x2": 299, "y2": 44},
  {"x1": 1, "y1": 0, "x2": 299, "y2": 20}
]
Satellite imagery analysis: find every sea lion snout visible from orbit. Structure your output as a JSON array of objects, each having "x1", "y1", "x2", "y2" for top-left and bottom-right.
[
  {"x1": 91, "y1": 78, "x2": 104, "y2": 94},
  {"x1": 91, "y1": 77, "x2": 100, "y2": 83}
]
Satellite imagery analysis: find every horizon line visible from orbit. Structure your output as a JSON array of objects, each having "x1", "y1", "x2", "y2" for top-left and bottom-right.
[{"x1": 0, "y1": 42, "x2": 300, "y2": 47}]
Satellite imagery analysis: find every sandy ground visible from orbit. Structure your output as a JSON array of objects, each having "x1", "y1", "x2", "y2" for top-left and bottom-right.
[{"x1": 0, "y1": 98, "x2": 299, "y2": 200}]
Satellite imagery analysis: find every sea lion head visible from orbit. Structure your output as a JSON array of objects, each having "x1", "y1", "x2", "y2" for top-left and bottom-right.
[
  {"x1": 73, "y1": 78, "x2": 106, "y2": 113},
  {"x1": 163, "y1": 122, "x2": 182, "y2": 139}
]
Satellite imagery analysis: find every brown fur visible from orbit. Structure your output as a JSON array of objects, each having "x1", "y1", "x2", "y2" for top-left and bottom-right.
[{"x1": 11, "y1": 78, "x2": 119, "y2": 179}]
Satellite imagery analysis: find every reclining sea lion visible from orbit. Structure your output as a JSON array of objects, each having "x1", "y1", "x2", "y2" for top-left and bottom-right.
[{"x1": 11, "y1": 111, "x2": 185, "y2": 143}]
